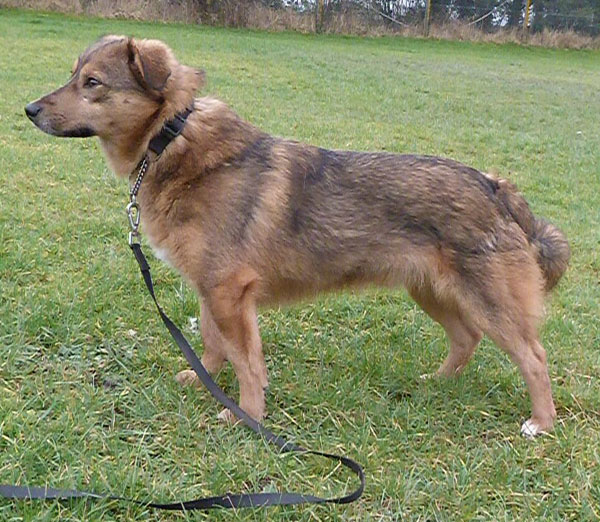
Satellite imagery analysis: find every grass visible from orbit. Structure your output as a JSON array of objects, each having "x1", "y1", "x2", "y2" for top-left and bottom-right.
[{"x1": 0, "y1": 7, "x2": 599, "y2": 521}]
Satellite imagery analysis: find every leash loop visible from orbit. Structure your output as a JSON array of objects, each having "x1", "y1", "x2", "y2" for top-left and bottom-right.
[
  {"x1": 0, "y1": 243, "x2": 366, "y2": 510},
  {"x1": 126, "y1": 241, "x2": 366, "y2": 509}
]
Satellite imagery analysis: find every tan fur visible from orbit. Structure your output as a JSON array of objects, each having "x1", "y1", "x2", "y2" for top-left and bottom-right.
[{"x1": 26, "y1": 37, "x2": 570, "y2": 434}]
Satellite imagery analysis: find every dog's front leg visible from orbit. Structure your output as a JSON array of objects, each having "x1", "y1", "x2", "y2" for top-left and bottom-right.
[
  {"x1": 204, "y1": 269, "x2": 268, "y2": 422},
  {"x1": 176, "y1": 300, "x2": 228, "y2": 386}
]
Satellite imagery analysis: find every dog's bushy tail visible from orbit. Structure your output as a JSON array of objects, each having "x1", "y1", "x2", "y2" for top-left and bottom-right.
[
  {"x1": 529, "y1": 217, "x2": 571, "y2": 291},
  {"x1": 496, "y1": 178, "x2": 570, "y2": 292}
]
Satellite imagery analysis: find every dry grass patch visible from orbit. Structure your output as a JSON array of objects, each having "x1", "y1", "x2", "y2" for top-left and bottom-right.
[{"x1": 2, "y1": 0, "x2": 599, "y2": 49}]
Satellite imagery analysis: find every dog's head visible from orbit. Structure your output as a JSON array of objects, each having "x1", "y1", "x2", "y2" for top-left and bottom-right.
[{"x1": 25, "y1": 36, "x2": 204, "y2": 142}]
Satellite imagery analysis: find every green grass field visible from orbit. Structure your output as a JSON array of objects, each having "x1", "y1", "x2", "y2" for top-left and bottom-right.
[{"x1": 1, "y1": 7, "x2": 599, "y2": 521}]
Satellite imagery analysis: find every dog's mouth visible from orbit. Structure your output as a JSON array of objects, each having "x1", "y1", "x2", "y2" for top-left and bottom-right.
[{"x1": 57, "y1": 127, "x2": 96, "y2": 138}]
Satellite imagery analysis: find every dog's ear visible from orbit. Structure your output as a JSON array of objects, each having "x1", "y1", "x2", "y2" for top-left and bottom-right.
[
  {"x1": 71, "y1": 57, "x2": 80, "y2": 76},
  {"x1": 127, "y1": 38, "x2": 172, "y2": 92}
]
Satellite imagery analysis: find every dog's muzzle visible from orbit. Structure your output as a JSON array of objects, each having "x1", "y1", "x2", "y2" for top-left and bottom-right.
[{"x1": 24, "y1": 101, "x2": 96, "y2": 138}]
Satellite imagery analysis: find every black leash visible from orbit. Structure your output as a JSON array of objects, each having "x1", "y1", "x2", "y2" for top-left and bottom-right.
[
  {"x1": 0, "y1": 107, "x2": 365, "y2": 511},
  {"x1": 0, "y1": 233, "x2": 365, "y2": 511}
]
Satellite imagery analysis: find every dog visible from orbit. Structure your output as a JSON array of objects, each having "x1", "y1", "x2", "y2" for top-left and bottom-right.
[{"x1": 25, "y1": 36, "x2": 570, "y2": 437}]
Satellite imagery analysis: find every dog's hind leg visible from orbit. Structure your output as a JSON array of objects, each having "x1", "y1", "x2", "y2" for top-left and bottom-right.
[
  {"x1": 464, "y1": 255, "x2": 556, "y2": 436},
  {"x1": 487, "y1": 328, "x2": 556, "y2": 437},
  {"x1": 204, "y1": 268, "x2": 268, "y2": 422},
  {"x1": 409, "y1": 286, "x2": 482, "y2": 377},
  {"x1": 176, "y1": 300, "x2": 227, "y2": 387}
]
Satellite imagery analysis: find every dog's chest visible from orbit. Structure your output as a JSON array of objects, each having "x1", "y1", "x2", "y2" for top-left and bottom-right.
[
  {"x1": 142, "y1": 217, "x2": 176, "y2": 269},
  {"x1": 150, "y1": 243, "x2": 174, "y2": 267}
]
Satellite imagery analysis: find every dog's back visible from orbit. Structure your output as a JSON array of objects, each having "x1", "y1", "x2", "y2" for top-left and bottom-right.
[{"x1": 213, "y1": 139, "x2": 569, "y2": 308}]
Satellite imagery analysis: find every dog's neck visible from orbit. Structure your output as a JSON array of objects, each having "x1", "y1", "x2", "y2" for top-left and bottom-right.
[
  {"x1": 100, "y1": 139, "x2": 145, "y2": 176},
  {"x1": 99, "y1": 103, "x2": 194, "y2": 177},
  {"x1": 104, "y1": 97, "x2": 266, "y2": 186}
]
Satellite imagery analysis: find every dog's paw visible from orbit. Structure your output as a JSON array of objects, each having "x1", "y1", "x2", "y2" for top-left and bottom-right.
[
  {"x1": 175, "y1": 369, "x2": 200, "y2": 388},
  {"x1": 217, "y1": 407, "x2": 265, "y2": 424},
  {"x1": 521, "y1": 419, "x2": 542, "y2": 438},
  {"x1": 217, "y1": 408, "x2": 238, "y2": 424}
]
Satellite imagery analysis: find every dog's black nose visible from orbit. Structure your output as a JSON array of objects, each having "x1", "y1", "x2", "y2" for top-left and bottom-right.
[{"x1": 25, "y1": 102, "x2": 42, "y2": 119}]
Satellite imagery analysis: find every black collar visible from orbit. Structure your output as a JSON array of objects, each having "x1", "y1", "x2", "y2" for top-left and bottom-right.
[
  {"x1": 148, "y1": 106, "x2": 194, "y2": 156},
  {"x1": 129, "y1": 106, "x2": 194, "y2": 200}
]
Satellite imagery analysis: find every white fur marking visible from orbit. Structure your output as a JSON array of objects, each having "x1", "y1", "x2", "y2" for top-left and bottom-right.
[
  {"x1": 217, "y1": 408, "x2": 235, "y2": 423},
  {"x1": 152, "y1": 245, "x2": 173, "y2": 267},
  {"x1": 189, "y1": 317, "x2": 199, "y2": 333},
  {"x1": 521, "y1": 419, "x2": 541, "y2": 438}
]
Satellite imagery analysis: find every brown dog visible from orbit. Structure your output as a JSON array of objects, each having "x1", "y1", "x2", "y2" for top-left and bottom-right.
[{"x1": 25, "y1": 36, "x2": 570, "y2": 437}]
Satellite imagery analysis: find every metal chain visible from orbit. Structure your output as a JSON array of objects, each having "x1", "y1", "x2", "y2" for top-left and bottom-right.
[{"x1": 130, "y1": 155, "x2": 149, "y2": 199}]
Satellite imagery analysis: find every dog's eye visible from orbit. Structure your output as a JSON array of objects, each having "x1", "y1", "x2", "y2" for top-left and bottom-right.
[{"x1": 84, "y1": 77, "x2": 101, "y2": 88}]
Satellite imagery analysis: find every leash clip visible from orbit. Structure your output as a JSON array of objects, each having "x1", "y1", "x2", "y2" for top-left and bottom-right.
[
  {"x1": 127, "y1": 198, "x2": 141, "y2": 231},
  {"x1": 126, "y1": 156, "x2": 149, "y2": 246},
  {"x1": 126, "y1": 198, "x2": 141, "y2": 246}
]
